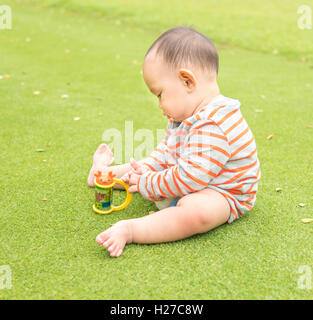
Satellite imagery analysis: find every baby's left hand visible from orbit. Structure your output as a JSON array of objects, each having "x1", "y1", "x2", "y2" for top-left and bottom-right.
[
  {"x1": 121, "y1": 158, "x2": 147, "y2": 193},
  {"x1": 122, "y1": 170, "x2": 140, "y2": 193}
]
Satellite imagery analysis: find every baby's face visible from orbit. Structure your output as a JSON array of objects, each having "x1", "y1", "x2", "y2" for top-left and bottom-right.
[{"x1": 142, "y1": 53, "x2": 201, "y2": 122}]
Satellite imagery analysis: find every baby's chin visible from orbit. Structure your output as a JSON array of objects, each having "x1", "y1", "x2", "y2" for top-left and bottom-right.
[
  {"x1": 164, "y1": 112, "x2": 182, "y2": 122},
  {"x1": 167, "y1": 116, "x2": 179, "y2": 122}
]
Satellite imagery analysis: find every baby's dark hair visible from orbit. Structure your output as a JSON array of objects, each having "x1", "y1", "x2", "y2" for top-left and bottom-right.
[{"x1": 145, "y1": 26, "x2": 219, "y2": 75}]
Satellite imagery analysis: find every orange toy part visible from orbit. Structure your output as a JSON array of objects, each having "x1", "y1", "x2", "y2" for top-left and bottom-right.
[
  {"x1": 94, "y1": 170, "x2": 116, "y2": 186},
  {"x1": 94, "y1": 170, "x2": 103, "y2": 185},
  {"x1": 103, "y1": 171, "x2": 116, "y2": 185}
]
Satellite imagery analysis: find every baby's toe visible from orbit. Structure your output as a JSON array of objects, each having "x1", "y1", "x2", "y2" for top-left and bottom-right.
[
  {"x1": 108, "y1": 243, "x2": 118, "y2": 253},
  {"x1": 96, "y1": 143, "x2": 107, "y2": 154},
  {"x1": 103, "y1": 237, "x2": 114, "y2": 248},
  {"x1": 111, "y1": 246, "x2": 123, "y2": 257},
  {"x1": 96, "y1": 231, "x2": 110, "y2": 244}
]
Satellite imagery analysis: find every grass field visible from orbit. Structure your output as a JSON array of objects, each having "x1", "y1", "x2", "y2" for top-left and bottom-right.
[{"x1": 0, "y1": 0, "x2": 312, "y2": 299}]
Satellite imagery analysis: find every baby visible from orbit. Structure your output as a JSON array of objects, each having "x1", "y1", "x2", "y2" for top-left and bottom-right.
[{"x1": 87, "y1": 26, "x2": 261, "y2": 258}]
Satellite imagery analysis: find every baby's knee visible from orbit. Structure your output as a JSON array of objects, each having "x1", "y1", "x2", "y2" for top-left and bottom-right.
[{"x1": 177, "y1": 195, "x2": 215, "y2": 229}]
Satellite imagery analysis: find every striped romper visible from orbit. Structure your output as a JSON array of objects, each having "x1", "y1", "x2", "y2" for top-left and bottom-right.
[{"x1": 137, "y1": 94, "x2": 261, "y2": 223}]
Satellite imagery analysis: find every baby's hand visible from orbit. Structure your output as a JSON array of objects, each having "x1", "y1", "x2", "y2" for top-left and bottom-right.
[
  {"x1": 129, "y1": 158, "x2": 150, "y2": 175},
  {"x1": 121, "y1": 170, "x2": 140, "y2": 193},
  {"x1": 121, "y1": 158, "x2": 149, "y2": 193}
]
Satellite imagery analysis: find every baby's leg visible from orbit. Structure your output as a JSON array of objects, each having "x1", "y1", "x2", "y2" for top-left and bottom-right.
[
  {"x1": 96, "y1": 188, "x2": 230, "y2": 257},
  {"x1": 87, "y1": 143, "x2": 149, "y2": 189}
]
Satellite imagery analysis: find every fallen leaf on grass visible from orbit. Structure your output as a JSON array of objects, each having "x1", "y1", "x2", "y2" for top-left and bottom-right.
[
  {"x1": 275, "y1": 187, "x2": 282, "y2": 192},
  {"x1": 267, "y1": 134, "x2": 274, "y2": 140},
  {"x1": 35, "y1": 149, "x2": 45, "y2": 152},
  {"x1": 298, "y1": 203, "x2": 305, "y2": 207},
  {"x1": 301, "y1": 218, "x2": 313, "y2": 224},
  {"x1": 42, "y1": 197, "x2": 48, "y2": 201},
  {"x1": 33, "y1": 91, "x2": 41, "y2": 95},
  {"x1": 307, "y1": 125, "x2": 312, "y2": 128},
  {"x1": 73, "y1": 117, "x2": 80, "y2": 121},
  {"x1": 61, "y1": 94, "x2": 69, "y2": 99}
]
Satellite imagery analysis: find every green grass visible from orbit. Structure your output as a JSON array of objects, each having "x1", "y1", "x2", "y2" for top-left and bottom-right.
[{"x1": 0, "y1": 0, "x2": 312, "y2": 299}]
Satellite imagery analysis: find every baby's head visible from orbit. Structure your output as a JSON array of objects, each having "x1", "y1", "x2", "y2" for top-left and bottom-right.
[{"x1": 143, "y1": 26, "x2": 220, "y2": 122}]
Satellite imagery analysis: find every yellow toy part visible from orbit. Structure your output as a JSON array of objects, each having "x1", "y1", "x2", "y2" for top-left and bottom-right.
[{"x1": 93, "y1": 178, "x2": 132, "y2": 215}]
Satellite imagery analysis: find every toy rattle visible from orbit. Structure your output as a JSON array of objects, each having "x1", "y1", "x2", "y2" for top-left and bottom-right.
[{"x1": 93, "y1": 170, "x2": 132, "y2": 214}]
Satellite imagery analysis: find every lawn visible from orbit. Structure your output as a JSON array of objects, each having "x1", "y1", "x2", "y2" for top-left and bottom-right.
[{"x1": 0, "y1": 0, "x2": 312, "y2": 299}]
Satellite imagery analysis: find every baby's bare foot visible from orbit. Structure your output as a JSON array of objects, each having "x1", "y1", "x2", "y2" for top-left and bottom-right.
[
  {"x1": 87, "y1": 144, "x2": 114, "y2": 187},
  {"x1": 96, "y1": 220, "x2": 133, "y2": 257}
]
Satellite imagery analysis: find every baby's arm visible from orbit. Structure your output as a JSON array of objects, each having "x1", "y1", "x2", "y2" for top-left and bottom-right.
[
  {"x1": 137, "y1": 121, "x2": 231, "y2": 200},
  {"x1": 140, "y1": 138, "x2": 168, "y2": 172},
  {"x1": 140, "y1": 120, "x2": 171, "y2": 172}
]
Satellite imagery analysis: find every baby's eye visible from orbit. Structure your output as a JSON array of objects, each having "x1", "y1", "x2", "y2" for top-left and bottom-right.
[{"x1": 157, "y1": 92, "x2": 162, "y2": 98}]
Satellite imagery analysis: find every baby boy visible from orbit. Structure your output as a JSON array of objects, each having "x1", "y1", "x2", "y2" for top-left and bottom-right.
[{"x1": 87, "y1": 26, "x2": 261, "y2": 257}]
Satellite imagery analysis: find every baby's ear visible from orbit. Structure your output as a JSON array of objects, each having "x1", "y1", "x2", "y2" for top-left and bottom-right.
[{"x1": 178, "y1": 68, "x2": 196, "y2": 91}]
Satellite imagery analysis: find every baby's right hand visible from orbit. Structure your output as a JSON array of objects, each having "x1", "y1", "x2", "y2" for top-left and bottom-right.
[
  {"x1": 121, "y1": 170, "x2": 141, "y2": 193},
  {"x1": 129, "y1": 157, "x2": 150, "y2": 175},
  {"x1": 121, "y1": 171, "x2": 131, "y2": 184},
  {"x1": 121, "y1": 158, "x2": 150, "y2": 185}
]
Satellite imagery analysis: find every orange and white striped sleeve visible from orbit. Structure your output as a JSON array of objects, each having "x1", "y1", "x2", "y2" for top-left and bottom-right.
[
  {"x1": 137, "y1": 120, "x2": 231, "y2": 200},
  {"x1": 140, "y1": 138, "x2": 168, "y2": 172}
]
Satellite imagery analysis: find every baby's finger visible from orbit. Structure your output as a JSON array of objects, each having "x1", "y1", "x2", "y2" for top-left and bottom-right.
[
  {"x1": 130, "y1": 173, "x2": 140, "y2": 185},
  {"x1": 128, "y1": 185, "x2": 138, "y2": 193},
  {"x1": 121, "y1": 172, "x2": 130, "y2": 183},
  {"x1": 133, "y1": 167, "x2": 143, "y2": 175},
  {"x1": 130, "y1": 158, "x2": 141, "y2": 171},
  {"x1": 130, "y1": 159, "x2": 144, "y2": 175}
]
